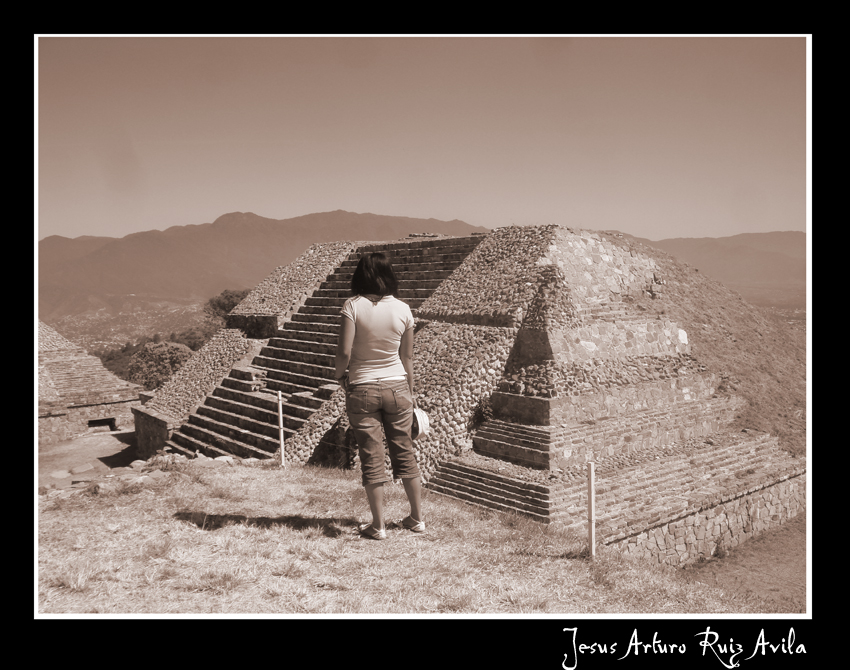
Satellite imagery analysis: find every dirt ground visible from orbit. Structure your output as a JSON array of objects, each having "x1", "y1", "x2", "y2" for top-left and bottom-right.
[
  {"x1": 680, "y1": 511, "x2": 807, "y2": 613},
  {"x1": 37, "y1": 429, "x2": 140, "y2": 491},
  {"x1": 37, "y1": 430, "x2": 808, "y2": 613}
]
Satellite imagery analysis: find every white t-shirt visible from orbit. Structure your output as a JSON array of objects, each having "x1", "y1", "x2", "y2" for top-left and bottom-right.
[{"x1": 340, "y1": 295, "x2": 414, "y2": 385}]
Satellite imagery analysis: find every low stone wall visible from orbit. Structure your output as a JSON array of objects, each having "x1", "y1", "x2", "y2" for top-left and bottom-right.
[
  {"x1": 486, "y1": 393, "x2": 744, "y2": 468},
  {"x1": 559, "y1": 394, "x2": 745, "y2": 466},
  {"x1": 552, "y1": 432, "x2": 806, "y2": 565},
  {"x1": 131, "y1": 404, "x2": 181, "y2": 459},
  {"x1": 607, "y1": 473, "x2": 806, "y2": 565},
  {"x1": 38, "y1": 399, "x2": 140, "y2": 446},
  {"x1": 447, "y1": 431, "x2": 806, "y2": 566}
]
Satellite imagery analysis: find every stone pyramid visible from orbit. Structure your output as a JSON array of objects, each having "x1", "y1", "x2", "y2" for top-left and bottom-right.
[
  {"x1": 38, "y1": 321, "x2": 142, "y2": 444},
  {"x1": 132, "y1": 225, "x2": 805, "y2": 565}
]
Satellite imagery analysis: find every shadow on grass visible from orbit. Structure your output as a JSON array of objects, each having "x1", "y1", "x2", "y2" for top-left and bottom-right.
[{"x1": 174, "y1": 511, "x2": 359, "y2": 538}]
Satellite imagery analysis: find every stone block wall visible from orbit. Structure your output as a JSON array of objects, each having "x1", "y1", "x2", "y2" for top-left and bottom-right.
[
  {"x1": 542, "y1": 227, "x2": 661, "y2": 308},
  {"x1": 548, "y1": 318, "x2": 689, "y2": 363},
  {"x1": 38, "y1": 399, "x2": 140, "y2": 446},
  {"x1": 410, "y1": 321, "x2": 517, "y2": 482},
  {"x1": 132, "y1": 405, "x2": 181, "y2": 459}
]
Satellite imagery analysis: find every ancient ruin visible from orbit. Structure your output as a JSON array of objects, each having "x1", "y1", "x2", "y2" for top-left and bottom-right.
[
  {"x1": 132, "y1": 225, "x2": 805, "y2": 565},
  {"x1": 38, "y1": 321, "x2": 142, "y2": 445}
]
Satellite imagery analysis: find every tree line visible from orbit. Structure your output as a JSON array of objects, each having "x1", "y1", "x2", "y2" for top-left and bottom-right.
[{"x1": 95, "y1": 289, "x2": 249, "y2": 391}]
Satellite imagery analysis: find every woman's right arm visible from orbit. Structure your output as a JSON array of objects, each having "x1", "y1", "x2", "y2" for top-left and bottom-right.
[{"x1": 400, "y1": 326, "x2": 414, "y2": 398}]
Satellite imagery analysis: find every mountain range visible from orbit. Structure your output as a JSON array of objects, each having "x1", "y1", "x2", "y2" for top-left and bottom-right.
[
  {"x1": 38, "y1": 211, "x2": 489, "y2": 322},
  {"x1": 38, "y1": 211, "x2": 806, "y2": 349},
  {"x1": 632, "y1": 231, "x2": 806, "y2": 310}
]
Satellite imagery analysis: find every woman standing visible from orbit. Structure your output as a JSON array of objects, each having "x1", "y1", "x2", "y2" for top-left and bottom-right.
[{"x1": 335, "y1": 252, "x2": 425, "y2": 539}]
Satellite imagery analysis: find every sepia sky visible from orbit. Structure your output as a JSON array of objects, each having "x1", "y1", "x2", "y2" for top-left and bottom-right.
[{"x1": 36, "y1": 35, "x2": 810, "y2": 242}]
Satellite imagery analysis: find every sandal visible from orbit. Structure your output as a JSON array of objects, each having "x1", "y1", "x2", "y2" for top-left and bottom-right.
[
  {"x1": 358, "y1": 523, "x2": 387, "y2": 540},
  {"x1": 402, "y1": 516, "x2": 426, "y2": 533}
]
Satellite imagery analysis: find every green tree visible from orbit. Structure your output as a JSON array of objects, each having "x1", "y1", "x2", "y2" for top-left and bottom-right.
[
  {"x1": 204, "y1": 289, "x2": 250, "y2": 321},
  {"x1": 128, "y1": 341, "x2": 193, "y2": 391}
]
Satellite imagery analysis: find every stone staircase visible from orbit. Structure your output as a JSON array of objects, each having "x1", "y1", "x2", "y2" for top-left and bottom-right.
[{"x1": 165, "y1": 236, "x2": 484, "y2": 460}]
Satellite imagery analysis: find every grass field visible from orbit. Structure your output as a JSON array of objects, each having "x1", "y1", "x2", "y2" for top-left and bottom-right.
[{"x1": 37, "y1": 457, "x2": 804, "y2": 615}]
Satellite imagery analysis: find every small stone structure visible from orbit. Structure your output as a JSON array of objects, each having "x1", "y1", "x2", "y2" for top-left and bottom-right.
[
  {"x1": 38, "y1": 321, "x2": 142, "y2": 445},
  {"x1": 132, "y1": 225, "x2": 806, "y2": 565}
]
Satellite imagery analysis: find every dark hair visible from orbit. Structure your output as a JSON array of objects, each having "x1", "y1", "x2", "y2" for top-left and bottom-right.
[{"x1": 351, "y1": 252, "x2": 398, "y2": 297}]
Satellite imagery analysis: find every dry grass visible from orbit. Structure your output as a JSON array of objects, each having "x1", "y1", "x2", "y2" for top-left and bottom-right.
[{"x1": 37, "y1": 461, "x2": 796, "y2": 615}]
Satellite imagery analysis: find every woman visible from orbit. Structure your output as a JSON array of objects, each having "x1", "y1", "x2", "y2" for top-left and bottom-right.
[{"x1": 335, "y1": 251, "x2": 425, "y2": 540}]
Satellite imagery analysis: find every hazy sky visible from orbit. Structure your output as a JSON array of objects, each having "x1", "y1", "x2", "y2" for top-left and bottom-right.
[{"x1": 36, "y1": 35, "x2": 809, "y2": 242}]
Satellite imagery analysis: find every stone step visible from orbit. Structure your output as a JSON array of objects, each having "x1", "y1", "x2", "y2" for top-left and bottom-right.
[
  {"x1": 179, "y1": 417, "x2": 287, "y2": 457},
  {"x1": 212, "y1": 385, "x2": 279, "y2": 413},
  {"x1": 437, "y1": 460, "x2": 559, "y2": 498},
  {"x1": 310, "y1": 282, "x2": 444, "y2": 299},
  {"x1": 263, "y1": 377, "x2": 319, "y2": 397},
  {"x1": 258, "y1": 345, "x2": 335, "y2": 368},
  {"x1": 342, "y1": 246, "x2": 475, "y2": 267},
  {"x1": 333, "y1": 260, "x2": 465, "y2": 275},
  {"x1": 347, "y1": 247, "x2": 481, "y2": 264},
  {"x1": 321, "y1": 270, "x2": 455, "y2": 290},
  {"x1": 353, "y1": 238, "x2": 482, "y2": 256},
  {"x1": 261, "y1": 367, "x2": 332, "y2": 391},
  {"x1": 290, "y1": 312, "x2": 340, "y2": 325},
  {"x1": 197, "y1": 401, "x2": 306, "y2": 435},
  {"x1": 476, "y1": 420, "x2": 558, "y2": 444},
  {"x1": 304, "y1": 288, "x2": 437, "y2": 308},
  {"x1": 187, "y1": 410, "x2": 292, "y2": 450},
  {"x1": 426, "y1": 462, "x2": 557, "y2": 522},
  {"x1": 205, "y1": 392, "x2": 315, "y2": 424},
  {"x1": 289, "y1": 390, "x2": 326, "y2": 410},
  {"x1": 472, "y1": 435, "x2": 551, "y2": 469},
  {"x1": 252, "y1": 355, "x2": 335, "y2": 381},
  {"x1": 165, "y1": 434, "x2": 251, "y2": 460},
  {"x1": 274, "y1": 329, "x2": 339, "y2": 345},
  {"x1": 267, "y1": 337, "x2": 336, "y2": 356},
  {"x1": 281, "y1": 320, "x2": 340, "y2": 335}
]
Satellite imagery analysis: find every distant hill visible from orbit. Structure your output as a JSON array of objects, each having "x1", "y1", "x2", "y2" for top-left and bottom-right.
[
  {"x1": 38, "y1": 210, "x2": 489, "y2": 322},
  {"x1": 629, "y1": 231, "x2": 806, "y2": 309}
]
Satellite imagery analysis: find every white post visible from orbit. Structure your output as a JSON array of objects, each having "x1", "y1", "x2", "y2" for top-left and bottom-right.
[
  {"x1": 587, "y1": 461, "x2": 596, "y2": 558},
  {"x1": 278, "y1": 390, "x2": 286, "y2": 469}
]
